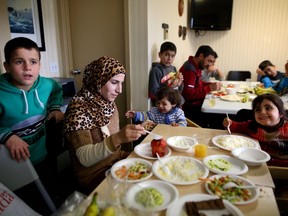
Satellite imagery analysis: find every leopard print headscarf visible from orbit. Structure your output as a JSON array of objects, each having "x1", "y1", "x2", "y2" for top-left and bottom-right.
[{"x1": 64, "y1": 56, "x2": 126, "y2": 132}]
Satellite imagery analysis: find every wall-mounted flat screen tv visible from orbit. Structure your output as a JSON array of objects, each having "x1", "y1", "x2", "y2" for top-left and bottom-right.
[{"x1": 190, "y1": 0, "x2": 234, "y2": 30}]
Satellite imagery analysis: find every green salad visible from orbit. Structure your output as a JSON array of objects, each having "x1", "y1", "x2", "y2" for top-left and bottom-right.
[{"x1": 135, "y1": 187, "x2": 164, "y2": 208}]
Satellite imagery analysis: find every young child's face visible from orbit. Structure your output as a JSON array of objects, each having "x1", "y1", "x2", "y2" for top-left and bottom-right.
[
  {"x1": 254, "y1": 99, "x2": 282, "y2": 127},
  {"x1": 263, "y1": 65, "x2": 277, "y2": 77},
  {"x1": 159, "y1": 50, "x2": 176, "y2": 67},
  {"x1": 156, "y1": 96, "x2": 175, "y2": 114},
  {"x1": 4, "y1": 48, "x2": 40, "y2": 91}
]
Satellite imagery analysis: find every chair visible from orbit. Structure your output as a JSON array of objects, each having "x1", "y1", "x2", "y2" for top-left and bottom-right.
[
  {"x1": 0, "y1": 145, "x2": 57, "y2": 213},
  {"x1": 186, "y1": 117, "x2": 202, "y2": 128},
  {"x1": 226, "y1": 71, "x2": 251, "y2": 81}
]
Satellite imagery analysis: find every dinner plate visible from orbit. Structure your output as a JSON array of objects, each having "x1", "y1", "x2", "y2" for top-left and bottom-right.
[
  {"x1": 203, "y1": 155, "x2": 248, "y2": 175},
  {"x1": 134, "y1": 142, "x2": 172, "y2": 160},
  {"x1": 220, "y1": 95, "x2": 241, "y2": 102},
  {"x1": 125, "y1": 180, "x2": 178, "y2": 212},
  {"x1": 111, "y1": 158, "x2": 153, "y2": 183},
  {"x1": 212, "y1": 134, "x2": 259, "y2": 151},
  {"x1": 152, "y1": 156, "x2": 209, "y2": 185},
  {"x1": 205, "y1": 175, "x2": 260, "y2": 205},
  {"x1": 166, "y1": 194, "x2": 244, "y2": 216}
]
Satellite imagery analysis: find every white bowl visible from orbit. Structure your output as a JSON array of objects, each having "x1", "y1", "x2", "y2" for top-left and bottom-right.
[
  {"x1": 231, "y1": 147, "x2": 271, "y2": 166},
  {"x1": 226, "y1": 88, "x2": 237, "y2": 95},
  {"x1": 166, "y1": 136, "x2": 197, "y2": 152}
]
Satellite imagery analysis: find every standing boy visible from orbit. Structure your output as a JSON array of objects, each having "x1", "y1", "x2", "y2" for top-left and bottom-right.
[
  {"x1": 148, "y1": 41, "x2": 184, "y2": 105},
  {"x1": 0, "y1": 37, "x2": 63, "y2": 165}
]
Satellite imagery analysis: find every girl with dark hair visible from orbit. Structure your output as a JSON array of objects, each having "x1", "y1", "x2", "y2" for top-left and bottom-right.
[{"x1": 223, "y1": 94, "x2": 288, "y2": 165}]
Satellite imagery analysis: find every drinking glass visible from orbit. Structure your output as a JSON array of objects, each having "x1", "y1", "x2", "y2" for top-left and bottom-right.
[{"x1": 208, "y1": 94, "x2": 216, "y2": 107}]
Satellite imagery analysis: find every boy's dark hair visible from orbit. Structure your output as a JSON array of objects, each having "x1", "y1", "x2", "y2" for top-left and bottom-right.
[
  {"x1": 4, "y1": 37, "x2": 40, "y2": 64},
  {"x1": 195, "y1": 45, "x2": 217, "y2": 58},
  {"x1": 156, "y1": 86, "x2": 182, "y2": 107},
  {"x1": 252, "y1": 94, "x2": 287, "y2": 120},
  {"x1": 160, "y1": 42, "x2": 177, "y2": 54},
  {"x1": 258, "y1": 60, "x2": 274, "y2": 71}
]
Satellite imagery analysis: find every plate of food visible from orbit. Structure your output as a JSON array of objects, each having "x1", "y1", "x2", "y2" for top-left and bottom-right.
[
  {"x1": 203, "y1": 155, "x2": 248, "y2": 175},
  {"x1": 212, "y1": 134, "x2": 259, "y2": 151},
  {"x1": 111, "y1": 158, "x2": 153, "y2": 183},
  {"x1": 166, "y1": 194, "x2": 244, "y2": 216},
  {"x1": 205, "y1": 175, "x2": 260, "y2": 205},
  {"x1": 125, "y1": 180, "x2": 178, "y2": 212},
  {"x1": 220, "y1": 95, "x2": 241, "y2": 102},
  {"x1": 134, "y1": 142, "x2": 171, "y2": 160},
  {"x1": 211, "y1": 90, "x2": 226, "y2": 97},
  {"x1": 152, "y1": 156, "x2": 209, "y2": 185}
]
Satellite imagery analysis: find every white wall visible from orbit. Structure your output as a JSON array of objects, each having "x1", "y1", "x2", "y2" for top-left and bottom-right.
[{"x1": 147, "y1": 0, "x2": 288, "y2": 82}]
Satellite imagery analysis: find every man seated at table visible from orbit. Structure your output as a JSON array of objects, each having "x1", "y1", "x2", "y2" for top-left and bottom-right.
[
  {"x1": 201, "y1": 54, "x2": 225, "y2": 82},
  {"x1": 179, "y1": 45, "x2": 222, "y2": 127}
]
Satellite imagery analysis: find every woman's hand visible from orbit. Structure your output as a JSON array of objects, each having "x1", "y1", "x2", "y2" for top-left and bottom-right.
[
  {"x1": 223, "y1": 117, "x2": 232, "y2": 128},
  {"x1": 111, "y1": 124, "x2": 146, "y2": 147},
  {"x1": 5, "y1": 135, "x2": 30, "y2": 161}
]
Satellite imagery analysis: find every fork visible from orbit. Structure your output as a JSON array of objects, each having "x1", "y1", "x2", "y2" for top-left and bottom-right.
[{"x1": 226, "y1": 113, "x2": 231, "y2": 134}]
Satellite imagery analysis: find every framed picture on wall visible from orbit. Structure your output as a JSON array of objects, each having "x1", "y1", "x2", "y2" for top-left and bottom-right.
[{"x1": 7, "y1": 0, "x2": 46, "y2": 51}]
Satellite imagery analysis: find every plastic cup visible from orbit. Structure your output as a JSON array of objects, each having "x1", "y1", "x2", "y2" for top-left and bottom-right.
[
  {"x1": 195, "y1": 144, "x2": 207, "y2": 158},
  {"x1": 208, "y1": 94, "x2": 216, "y2": 107}
]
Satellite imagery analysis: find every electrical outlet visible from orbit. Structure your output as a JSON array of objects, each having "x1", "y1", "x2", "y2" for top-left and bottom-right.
[{"x1": 50, "y1": 62, "x2": 59, "y2": 73}]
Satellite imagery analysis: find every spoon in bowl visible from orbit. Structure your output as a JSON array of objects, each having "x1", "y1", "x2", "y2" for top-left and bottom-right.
[
  {"x1": 156, "y1": 153, "x2": 171, "y2": 177},
  {"x1": 223, "y1": 182, "x2": 257, "y2": 190}
]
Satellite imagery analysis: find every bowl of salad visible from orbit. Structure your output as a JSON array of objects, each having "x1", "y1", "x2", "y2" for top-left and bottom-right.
[
  {"x1": 166, "y1": 136, "x2": 197, "y2": 152},
  {"x1": 205, "y1": 175, "x2": 259, "y2": 205},
  {"x1": 111, "y1": 158, "x2": 153, "y2": 183}
]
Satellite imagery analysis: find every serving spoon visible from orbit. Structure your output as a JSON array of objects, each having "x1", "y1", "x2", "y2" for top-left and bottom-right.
[{"x1": 223, "y1": 182, "x2": 257, "y2": 190}]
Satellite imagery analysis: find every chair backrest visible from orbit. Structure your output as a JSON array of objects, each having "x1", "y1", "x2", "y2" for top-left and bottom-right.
[
  {"x1": 0, "y1": 144, "x2": 57, "y2": 213},
  {"x1": 186, "y1": 118, "x2": 201, "y2": 128},
  {"x1": 227, "y1": 71, "x2": 251, "y2": 81},
  {"x1": 0, "y1": 145, "x2": 38, "y2": 191}
]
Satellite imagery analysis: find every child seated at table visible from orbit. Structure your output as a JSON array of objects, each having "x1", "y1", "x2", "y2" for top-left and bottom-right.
[
  {"x1": 257, "y1": 60, "x2": 284, "y2": 88},
  {"x1": 223, "y1": 94, "x2": 288, "y2": 166},
  {"x1": 126, "y1": 87, "x2": 187, "y2": 127}
]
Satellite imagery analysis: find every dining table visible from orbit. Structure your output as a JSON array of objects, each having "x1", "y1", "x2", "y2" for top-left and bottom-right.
[
  {"x1": 201, "y1": 81, "x2": 259, "y2": 115},
  {"x1": 84, "y1": 124, "x2": 279, "y2": 216}
]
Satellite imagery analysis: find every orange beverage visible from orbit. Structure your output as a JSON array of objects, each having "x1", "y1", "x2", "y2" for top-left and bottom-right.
[{"x1": 195, "y1": 144, "x2": 207, "y2": 158}]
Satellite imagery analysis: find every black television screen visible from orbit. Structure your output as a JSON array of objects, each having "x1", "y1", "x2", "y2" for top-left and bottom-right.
[{"x1": 190, "y1": 0, "x2": 234, "y2": 30}]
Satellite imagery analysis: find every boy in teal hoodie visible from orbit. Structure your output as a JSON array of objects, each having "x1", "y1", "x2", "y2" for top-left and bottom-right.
[{"x1": 0, "y1": 37, "x2": 63, "y2": 165}]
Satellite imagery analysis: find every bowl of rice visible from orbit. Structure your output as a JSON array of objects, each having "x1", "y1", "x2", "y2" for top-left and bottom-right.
[{"x1": 166, "y1": 136, "x2": 197, "y2": 152}]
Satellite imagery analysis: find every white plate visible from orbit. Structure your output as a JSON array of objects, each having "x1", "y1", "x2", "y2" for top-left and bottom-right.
[
  {"x1": 205, "y1": 175, "x2": 260, "y2": 205},
  {"x1": 134, "y1": 142, "x2": 172, "y2": 160},
  {"x1": 111, "y1": 158, "x2": 153, "y2": 183},
  {"x1": 166, "y1": 194, "x2": 244, "y2": 216},
  {"x1": 125, "y1": 180, "x2": 178, "y2": 212},
  {"x1": 203, "y1": 155, "x2": 248, "y2": 175},
  {"x1": 220, "y1": 95, "x2": 241, "y2": 101},
  {"x1": 152, "y1": 156, "x2": 209, "y2": 185},
  {"x1": 212, "y1": 134, "x2": 259, "y2": 151}
]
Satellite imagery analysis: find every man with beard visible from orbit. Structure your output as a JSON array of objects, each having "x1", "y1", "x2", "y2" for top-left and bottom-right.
[{"x1": 179, "y1": 45, "x2": 222, "y2": 127}]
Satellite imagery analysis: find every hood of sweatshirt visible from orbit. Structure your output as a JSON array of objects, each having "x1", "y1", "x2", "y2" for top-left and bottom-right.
[{"x1": 0, "y1": 73, "x2": 44, "y2": 114}]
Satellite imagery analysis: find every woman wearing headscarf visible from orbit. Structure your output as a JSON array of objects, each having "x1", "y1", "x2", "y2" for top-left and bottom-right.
[{"x1": 64, "y1": 56, "x2": 145, "y2": 193}]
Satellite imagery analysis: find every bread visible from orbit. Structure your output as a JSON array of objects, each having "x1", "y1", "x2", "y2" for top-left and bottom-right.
[{"x1": 185, "y1": 198, "x2": 226, "y2": 216}]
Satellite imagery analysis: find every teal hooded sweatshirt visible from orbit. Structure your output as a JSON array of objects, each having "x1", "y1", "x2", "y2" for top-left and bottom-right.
[{"x1": 0, "y1": 73, "x2": 63, "y2": 164}]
